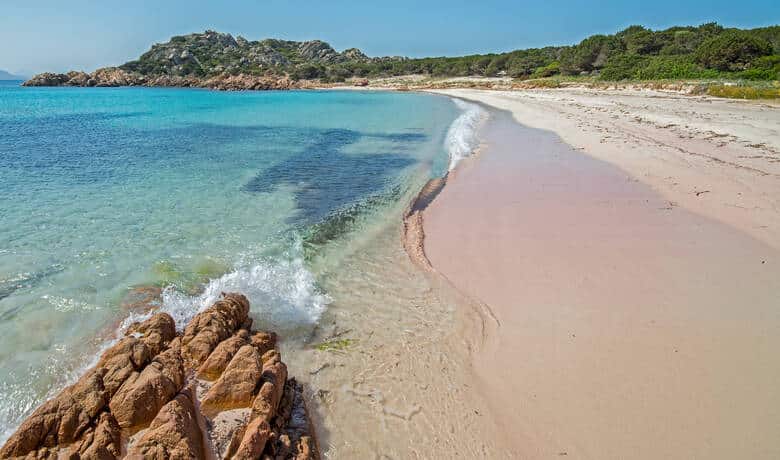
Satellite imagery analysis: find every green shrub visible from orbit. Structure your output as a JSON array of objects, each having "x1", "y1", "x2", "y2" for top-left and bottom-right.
[
  {"x1": 530, "y1": 61, "x2": 561, "y2": 78},
  {"x1": 736, "y1": 68, "x2": 779, "y2": 80},
  {"x1": 707, "y1": 84, "x2": 780, "y2": 99},
  {"x1": 618, "y1": 26, "x2": 663, "y2": 55},
  {"x1": 634, "y1": 55, "x2": 719, "y2": 79},
  {"x1": 600, "y1": 54, "x2": 647, "y2": 80},
  {"x1": 560, "y1": 35, "x2": 622, "y2": 74},
  {"x1": 740, "y1": 55, "x2": 780, "y2": 80},
  {"x1": 695, "y1": 31, "x2": 773, "y2": 71}
]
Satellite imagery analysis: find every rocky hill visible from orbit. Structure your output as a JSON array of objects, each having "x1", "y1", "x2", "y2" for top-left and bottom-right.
[
  {"x1": 120, "y1": 30, "x2": 374, "y2": 77},
  {"x1": 21, "y1": 23, "x2": 780, "y2": 90},
  {"x1": 22, "y1": 30, "x2": 385, "y2": 89}
]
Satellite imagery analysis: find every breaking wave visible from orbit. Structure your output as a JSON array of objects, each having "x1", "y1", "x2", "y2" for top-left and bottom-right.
[
  {"x1": 122, "y1": 239, "x2": 329, "y2": 337},
  {"x1": 444, "y1": 98, "x2": 487, "y2": 170}
]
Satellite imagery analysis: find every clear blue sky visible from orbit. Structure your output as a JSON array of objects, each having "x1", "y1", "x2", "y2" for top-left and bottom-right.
[{"x1": 2, "y1": 0, "x2": 778, "y2": 75}]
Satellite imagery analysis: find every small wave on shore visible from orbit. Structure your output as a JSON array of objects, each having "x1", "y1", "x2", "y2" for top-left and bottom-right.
[
  {"x1": 445, "y1": 98, "x2": 487, "y2": 170},
  {"x1": 403, "y1": 97, "x2": 487, "y2": 269},
  {"x1": 153, "y1": 242, "x2": 329, "y2": 336}
]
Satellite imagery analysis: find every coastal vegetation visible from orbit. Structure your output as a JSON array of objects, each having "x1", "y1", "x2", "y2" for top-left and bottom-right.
[
  {"x1": 116, "y1": 23, "x2": 779, "y2": 82},
  {"x1": 23, "y1": 23, "x2": 779, "y2": 98}
]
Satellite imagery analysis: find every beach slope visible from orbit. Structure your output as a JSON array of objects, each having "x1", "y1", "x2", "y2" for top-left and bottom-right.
[{"x1": 422, "y1": 95, "x2": 780, "y2": 459}]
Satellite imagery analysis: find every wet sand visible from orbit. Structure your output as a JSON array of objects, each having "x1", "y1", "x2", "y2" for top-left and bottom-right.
[
  {"x1": 422, "y1": 106, "x2": 780, "y2": 458},
  {"x1": 282, "y1": 176, "x2": 507, "y2": 458}
]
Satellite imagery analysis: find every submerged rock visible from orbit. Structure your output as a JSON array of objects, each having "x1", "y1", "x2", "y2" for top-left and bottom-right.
[{"x1": 1, "y1": 292, "x2": 319, "y2": 460}]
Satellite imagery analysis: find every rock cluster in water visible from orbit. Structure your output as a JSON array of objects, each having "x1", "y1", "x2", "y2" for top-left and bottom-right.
[
  {"x1": 0, "y1": 293, "x2": 319, "y2": 460},
  {"x1": 22, "y1": 68, "x2": 304, "y2": 91}
]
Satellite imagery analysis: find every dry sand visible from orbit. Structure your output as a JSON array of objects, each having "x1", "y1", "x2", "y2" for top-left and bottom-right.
[
  {"x1": 430, "y1": 88, "x2": 780, "y2": 249},
  {"x1": 421, "y1": 91, "x2": 780, "y2": 459}
]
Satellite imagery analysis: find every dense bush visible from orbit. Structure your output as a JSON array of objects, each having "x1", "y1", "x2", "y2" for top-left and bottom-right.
[
  {"x1": 560, "y1": 35, "x2": 622, "y2": 74},
  {"x1": 737, "y1": 55, "x2": 780, "y2": 80},
  {"x1": 600, "y1": 55, "x2": 648, "y2": 80},
  {"x1": 634, "y1": 55, "x2": 720, "y2": 80},
  {"x1": 695, "y1": 31, "x2": 773, "y2": 71},
  {"x1": 530, "y1": 61, "x2": 561, "y2": 78}
]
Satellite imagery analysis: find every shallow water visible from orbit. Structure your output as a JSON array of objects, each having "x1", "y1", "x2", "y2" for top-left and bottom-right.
[{"x1": 0, "y1": 81, "x2": 467, "y2": 441}]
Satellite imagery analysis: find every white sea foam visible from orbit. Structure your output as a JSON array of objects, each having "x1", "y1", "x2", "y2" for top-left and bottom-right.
[
  {"x1": 159, "y1": 241, "x2": 328, "y2": 335},
  {"x1": 445, "y1": 98, "x2": 487, "y2": 170},
  {"x1": 1, "y1": 243, "x2": 329, "y2": 445}
]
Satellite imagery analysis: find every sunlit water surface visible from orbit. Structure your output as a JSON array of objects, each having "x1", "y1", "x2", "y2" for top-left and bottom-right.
[{"x1": 0, "y1": 81, "x2": 465, "y2": 440}]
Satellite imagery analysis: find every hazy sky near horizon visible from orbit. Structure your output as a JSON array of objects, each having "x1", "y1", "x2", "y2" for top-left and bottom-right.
[{"x1": 2, "y1": 0, "x2": 778, "y2": 75}]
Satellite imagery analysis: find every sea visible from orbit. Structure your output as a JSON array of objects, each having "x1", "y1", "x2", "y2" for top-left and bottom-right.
[{"x1": 0, "y1": 80, "x2": 485, "y2": 441}]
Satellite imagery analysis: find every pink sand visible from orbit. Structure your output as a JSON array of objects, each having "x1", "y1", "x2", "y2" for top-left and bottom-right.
[{"x1": 423, "y1": 109, "x2": 780, "y2": 459}]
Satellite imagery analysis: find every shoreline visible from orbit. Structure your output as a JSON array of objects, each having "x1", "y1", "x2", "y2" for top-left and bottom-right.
[
  {"x1": 427, "y1": 88, "x2": 780, "y2": 249},
  {"x1": 415, "y1": 92, "x2": 780, "y2": 457},
  {"x1": 5, "y1": 83, "x2": 779, "y2": 457}
]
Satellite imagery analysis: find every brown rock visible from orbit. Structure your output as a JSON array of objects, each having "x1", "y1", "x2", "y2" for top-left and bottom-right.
[
  {"x1": 250, "y1": 350, "x2": 287, "y2": 425},
  {"x1": 95, "y1": 313, "x2": 176, "y2": 397},
  {"x1": 181, "y1": 293, "x2": 249, "y2": 366},
  {"x1": 125, "y1": 312, "x2": 176, "y2": 357},
  {"x1": 65, "y1": 71, "x2": 91, "y2": 86},
  {"x1": 201, "y1": 345, "x2": 263, "y2": 415},
  {"x1": 196, "y1": 329, "x2": 249, "y2": 380},
  {"x1": 22, "y1": 72, "x2": 70, "y2": 86},
  {"x1": 251, "y1": 381, "x2": 278, "y2": 424},
  {"x1": 0, "y1": 313, "x2": 175, "y2": 457},
  {"x1": 1, "y1": 293, "x2": 320, "y2": 460},
  {"x1": 94, "y1": 337, "x2": 150, "y2": 397},
  {"x1": 108, "y1": 340, "x2": 184, "y2": 431},
  {"x1": 231, "y1": 416, "x2": 272, "y2": 460},
  {"x1": 127, "y1": 387, "x2": 205, "y2": 460},
  {"x1": 0, "y1": 369, "x2": 108, "y2": 457},
  {"x1": 73, "y1": 412, "x2": 121, "y2": 460},
  {"x1": 90, "y1": 67, "x2": 140, "y2": 87},
  {"x1": 250, "y1": 331, "x2": 277, "y2": 356}
]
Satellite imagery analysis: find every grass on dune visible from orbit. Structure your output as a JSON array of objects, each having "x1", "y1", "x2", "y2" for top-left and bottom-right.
[{"x1": 705, "y1": 83, "x2": 780, "y2": 99}]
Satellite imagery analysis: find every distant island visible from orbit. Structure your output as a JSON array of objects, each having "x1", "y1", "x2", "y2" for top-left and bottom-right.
[
  {"x1": 0, "y1": 70, "x2": 26, "y2": 80},
  {"x1": 23, "y1": 23, "x2": 779, "y2": 91}
]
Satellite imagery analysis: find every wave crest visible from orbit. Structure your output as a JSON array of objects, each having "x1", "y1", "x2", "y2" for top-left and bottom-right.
[
  {"x1": 445, "y1": 98, "x2": 487, "y2": 170},
  {"x1": 121, "y1": 240, "x2": 329, "y2": 337}
]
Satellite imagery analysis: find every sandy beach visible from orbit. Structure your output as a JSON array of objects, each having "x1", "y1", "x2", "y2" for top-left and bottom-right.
[{"x1": 420, "y1": 90, "x2": 780, "y2": 458}]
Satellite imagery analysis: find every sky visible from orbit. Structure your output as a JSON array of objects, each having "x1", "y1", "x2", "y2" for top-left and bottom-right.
[{"x1": 2, "y1": 0, "x2": 778, "y2": 75}]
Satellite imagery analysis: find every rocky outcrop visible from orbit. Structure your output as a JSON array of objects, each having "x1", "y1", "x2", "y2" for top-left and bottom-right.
[
  {"x1": 126, "y1": 387, "x2": 206, "y2": 459},
  {"x1": 1, "y1": 293, "x2": 319, "y2": 460},
  {"x1": 20, "y1": 29, "x2": 398, "y2": 90},
  {"x1": 297, "y1": 40, "x2": 340, "y2": 63},
  {"x1": 23, "y1": 67, "x2": 302, "y2": 91},
  {"x1": 197, "y1": 329, "x2": 250, "y2": 380},
  {"x1": 22, "y1": 72, "x2": 71, "y2": 86},
  {"x1": 108, "y1": 340, "x2": 185, "y2": 431},
  {"x1": 201, "y1": 345, "x2": 265, "y2": 414},
  {"x1": 180, "y1": 293, "x2": 250, "y2": 365},
  {"x1": 201, "y1": 74, "x2": 298, "y2": 91},
  {"x1": 341, "y1": 48, "x2": 370, "y2": 62}
]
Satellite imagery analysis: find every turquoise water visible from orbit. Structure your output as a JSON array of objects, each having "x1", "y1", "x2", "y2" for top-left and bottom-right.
[{"x1": 0, "y1": 81, "x2": 462, "y2": 439}]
